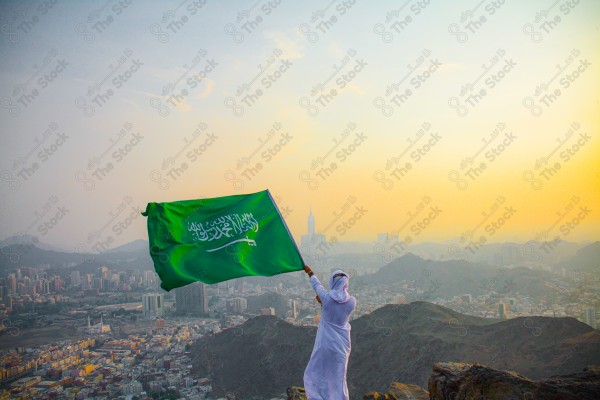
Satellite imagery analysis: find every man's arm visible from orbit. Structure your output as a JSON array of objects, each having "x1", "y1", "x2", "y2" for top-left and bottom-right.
[{"x1": 304, "y1": 266, "x2": 327, "y2": 303}]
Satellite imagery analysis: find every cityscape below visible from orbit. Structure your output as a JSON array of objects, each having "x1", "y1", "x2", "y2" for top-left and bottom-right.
[{"x1": 0, "y1": 211, "x2": 598, "y2": 399}]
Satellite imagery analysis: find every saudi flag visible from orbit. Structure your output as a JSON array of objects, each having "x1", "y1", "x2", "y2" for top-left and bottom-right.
[{"x1": 141, "y1": 189, "x2": 304, "y2": 291}]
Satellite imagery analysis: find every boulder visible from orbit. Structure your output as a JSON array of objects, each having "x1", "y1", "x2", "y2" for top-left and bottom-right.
[{"x1": 428, "y1": 362, "x2": 600, "y2": 400}]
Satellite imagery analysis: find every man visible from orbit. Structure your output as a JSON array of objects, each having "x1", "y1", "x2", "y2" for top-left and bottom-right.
[{"x1": 303, "y1": 265, "x2": 357, "y2": 400}]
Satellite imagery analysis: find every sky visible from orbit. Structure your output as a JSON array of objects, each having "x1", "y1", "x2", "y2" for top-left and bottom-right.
[{"x1": 0, "y1": 0, "x2": 599, "y2": 254}]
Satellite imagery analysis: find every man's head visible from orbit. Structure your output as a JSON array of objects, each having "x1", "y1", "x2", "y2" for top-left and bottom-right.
[
  {"x1": 329, "y1": 269, "x2": 351, "y2": 303},
  {"x1": 329, "y1": 270, "x2": 349, "y2": 289}
]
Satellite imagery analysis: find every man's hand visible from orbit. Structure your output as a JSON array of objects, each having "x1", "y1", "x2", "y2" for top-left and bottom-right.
[
  {"x1": 316, "y1": 295, "x2": 322, "y2": 304},
  {"x1": 304, "y1": 265, "x2": 313, "y2": 275}
]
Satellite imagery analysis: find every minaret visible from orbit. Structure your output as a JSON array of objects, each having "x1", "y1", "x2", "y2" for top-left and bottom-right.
[
  {"x1": 100, "y1": 315, "x2": 103, "y2": 328},
  {"x1": 308, "y1": 208, "x2": 315, "y2": 236},
  {"x1": 87, "y1": 315, "x2": 90, "y2": 327}
]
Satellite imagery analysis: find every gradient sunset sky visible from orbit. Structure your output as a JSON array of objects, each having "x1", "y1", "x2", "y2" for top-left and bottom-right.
[{"x1": 1, "y1": 0, "x2": 598, "y2": 253}]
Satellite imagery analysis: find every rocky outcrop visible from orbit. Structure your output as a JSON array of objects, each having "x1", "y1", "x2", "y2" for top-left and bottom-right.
[
  {"x1": 286, "y1": 364, "x2": 600, "y2": 399},
  {"x1": 287, "y1": 381, "x2": 429, "y2": 400},
  {"x1": 286, "y1": 386, "x2": 306, "y2": 399},
  {"x1": 364, "y1": 382, "x2": 429, "y2": 399},
  {"x1": 428, "y1": 362, "x2": 600, "y2": 400}
]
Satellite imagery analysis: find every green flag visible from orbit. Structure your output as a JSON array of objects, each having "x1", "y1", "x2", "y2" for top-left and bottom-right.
[{"x1": 141, "y1": 189, "x2": 304, "y2": 291}]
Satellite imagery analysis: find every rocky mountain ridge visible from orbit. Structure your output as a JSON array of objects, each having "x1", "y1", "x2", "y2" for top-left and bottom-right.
[{"x1": 191, "y1": 301, "x2": 600, "y2": 399}]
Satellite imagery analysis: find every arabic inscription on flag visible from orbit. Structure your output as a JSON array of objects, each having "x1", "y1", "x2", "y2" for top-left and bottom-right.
[{"x1": 187, "y1": 212, "x2": 259, "y2": 252}]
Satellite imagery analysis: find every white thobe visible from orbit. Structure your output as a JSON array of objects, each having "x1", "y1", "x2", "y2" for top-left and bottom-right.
[{"x1": 303, "y1": 274, "x2": 356, "y2": 400}]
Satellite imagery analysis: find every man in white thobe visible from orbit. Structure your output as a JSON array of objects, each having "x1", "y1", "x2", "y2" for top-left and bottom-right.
[{"x1": 303, "y1": 266, "x2": 357, "y2": 400}]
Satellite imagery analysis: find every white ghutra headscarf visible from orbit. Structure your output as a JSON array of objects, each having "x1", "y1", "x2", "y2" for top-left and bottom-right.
[{"x1": 328, "y1": 269, "x2": 352, "y2": 303}]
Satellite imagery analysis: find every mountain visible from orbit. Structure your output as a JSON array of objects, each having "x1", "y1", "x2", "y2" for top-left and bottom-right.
[
  {"x1": 0, "y1": 234, "x2": 68, "y2": 252},
  {"x1": 558, "y1": 241, "x2": 600, "y2": 273},
  {"x1": 0, "y1": 241, "x2": 152, "y2": 273},
  {"x1": 0, "y1": 244, "x2": 92, "y2": 271},
  {"x1": 357, "y1": 253, "x2": 558, "y2": 299},
  {"x1": 190, "y1": 301, "x2": 600, "y2": 400},
  {"x1": 402, "y1": 240, "x2": 585, "y2": 266},
  {"x1": 102, "y1": 239, "x2": 148, "y2": 254}
]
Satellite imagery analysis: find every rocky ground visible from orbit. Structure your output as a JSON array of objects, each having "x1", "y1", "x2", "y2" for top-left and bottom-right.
[{"x1": 287, "y1": 362, "x2": 600, "y2": 399}]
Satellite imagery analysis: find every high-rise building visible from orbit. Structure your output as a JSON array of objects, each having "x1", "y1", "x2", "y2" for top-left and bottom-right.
[
  {"x1": 301, "y1": 209, "x2": 326, "y2": 251},
  {"x1": 586, "y1": 307, "x2": 597, "y2": 329},
  {"x1": 7, "y1": 274, "x2": 16, "y2": 293},
  {"x1": 97, "y1": 266, "x2": 109, "y2": 279},
  {"x1": 71, "y1": 271, "x2": 81, "y2": 286},
  {"x1": 52, "y1": 276, "x2": 62, "y2": 292},
  {"x1": 83, "y1": 274, "x2": 93, "y2": 290},
  {"x1": 41, "y1": 279, "x2": 51, "y2": 294},
  {"x1": 291, "y1": 299, "x2": 298, "y2": 320},
  {"x1": 142, "y1": 293, "x2": 164, "y2": 318},
  {"x1": 143, "y1": 270, "x2": 156, "y2": 285},
  {"x1": 308, "y1": 208, "x2": 315, "y2": 235},
  {"x1": 175, "y1": 282, "x2": 208, "y2": 316}
]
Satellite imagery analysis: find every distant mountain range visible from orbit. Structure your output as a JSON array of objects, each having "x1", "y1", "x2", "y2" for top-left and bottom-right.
[
  {"x1": 355, "y1": 253, "x2": 558, "y2": 299},
  {"x1": 0, "y1": 235, "x2": 152, "y2": 273},
  {"x1": 559, "y1": 241, "x2": 600, "y2": 273},
  {"x1": 0, "y1": 234, "x2": 68, "y2": 252},
  {"x1": 406, "y1": 240, "x2": 587, "y2": 266},
  {"x1": 100, "y1": 239, "x2": 149, "y2": 254},
  {"x1": 191, "y1": 301, "x2": 600, "y2": 400},
  {"x1": 1, "y1": 235, "x2": 597, "y2": 282}
]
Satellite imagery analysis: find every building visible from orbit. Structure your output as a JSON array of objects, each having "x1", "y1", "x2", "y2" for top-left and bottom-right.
[
  {"x1": 508, "y1": 297, "x2": 517, "y2": 311},
  {"x1": 498, "y1": 303, "x2": 510, "y2": 320},
  {"x1": 122, "y1": 380, "x2": 143, "y2": 395},
  {"x1": 377, "y1": 232, "x2": 400, "y2": 244},
  {"x1": 97, "y1": 266, "x2": 109, "y2": 278},
  {"x1": 71, "y1": 270, "x2": 81, "y2": 286},
  {"x1": 586, "y1": 307, "x2": 597, "y2": 329},
  {"x1": 85, "y1": 315, "x2": 111, "y2": 334},
  {"x1": 260, "y1": 307, "x2": 275, "y2": 315},
  {"x1": 142, "y1": 293, "x2": 164, "y2": 318},
  {"x1": 175, "y1": 282, "x2": 208, "y2": 316},
  {"x1": 233, "y1": 297, "x2": 247, "y2": 313},
  {"x1": 7, "y1": 275, "x2": 16, "y2": 293},
  {"x1": 300, "y1": 209, "x2": 326, "y2": 251},
  {"x1": 308, "y1": 208, "x2": 315, "y2": 235},
  {"x1": 394, "y1": 294, "x2": 408, "y2": 304},
  {"x1": 291, "y1": 300, "x2": 298, "y2": 320},
  {"x1": 226, "y1": 297, "x2": 247, "y2": 313}
]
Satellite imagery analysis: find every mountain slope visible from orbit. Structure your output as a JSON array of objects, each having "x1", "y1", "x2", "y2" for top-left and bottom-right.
[
  {"x1": 0, "y1": 234, "x2": 68, "y2": 252},
  {"x1": 558, "y1": 241, "x2": 600, "y2": 273},
  {"x1": 191, "y1": 302, "x2": 599, "y2": 400},
  {"x1": 101, "y1": 239, "x2": 148, "y2": 254},
  {"x1": 357, "y1": 253, "x2": 558, "y2": 299}
]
